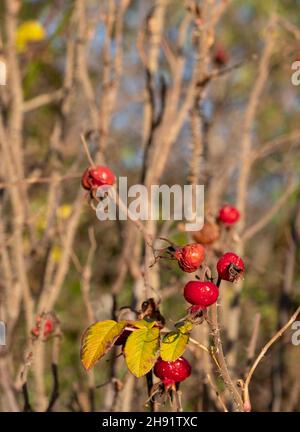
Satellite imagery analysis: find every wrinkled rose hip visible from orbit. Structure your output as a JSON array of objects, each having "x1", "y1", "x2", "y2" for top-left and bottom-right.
[
  {"x1": 81, "y1": 165, "x2": 116, "y2": 191},
  {"x1": 174, "y1": 243, "x2": 205, "y2": 273}
]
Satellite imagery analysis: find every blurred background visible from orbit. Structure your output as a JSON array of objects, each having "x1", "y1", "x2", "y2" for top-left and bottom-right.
[{"x1": 0, "y1": 0, "x2": 300, "y2": 412}]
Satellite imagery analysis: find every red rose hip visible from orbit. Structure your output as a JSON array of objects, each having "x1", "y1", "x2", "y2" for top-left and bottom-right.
[
  {"x1": 214, "y1": 45, "x2": 229, "y2": 66},
  {"x1": 174, "y1": 243, "x2": 205, "y2": 273},
  {"x1": 183, "y1": 281, "x2": 219, "y2": 307},
  {"x1": 154, "y1": 357, "x2": 191, "y2": 388},
  {"x1": 217, "y1": 252, "x2": 245, "y2": 282},
  {"x1": 81, "y1": 165, "x2": 116, "y2": 191},
  {"x1": 31, "y1": 316, "x2": 55, "y2": 339},
  {"x1": 218, "y1": 205, "x2": 240, "y2": 225},
  {"x1": 44, "y1": 319, "x2": 55, "y2": 337}
]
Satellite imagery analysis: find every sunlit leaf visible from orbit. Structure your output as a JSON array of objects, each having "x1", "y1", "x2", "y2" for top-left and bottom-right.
[
  {"x1": 51, "y1": 245, "x2": 62, "y2": 263},
  {"x1": 16, "y1": 21, "x2": 46, "y2": 53},
  {"x1": 81, "y1": 320, "x2": 127, "y2": 370},
  {"x1": 160, "y1": 331, "x2": 189, "y2": 361},
  {"x1": 176, "y1": 320, "x2": 193, "y2": 333},
  {"x1": 130, "y1": 319, "x2": 157, "y2": 329},
  {"x1": 57, "y1": 204, "x2": 72, "y2": 220},
  {"x1": 124, "y1": 326, "x2": 160, "y2": 377},
  {"x1": 161, "y1": 320, "x2": 193, "y2": 361}
]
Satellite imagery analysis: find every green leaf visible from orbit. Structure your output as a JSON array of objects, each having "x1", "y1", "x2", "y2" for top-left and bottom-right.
[
  {"x1": 80, "y1": 320, "x2": 127, "y2": 370},
  {"x1": 124, "y1": 326, "x2": 160, "y2": 377},
  {"x1": 161, "y1": 320, "x2": 192, "y2": 361}
]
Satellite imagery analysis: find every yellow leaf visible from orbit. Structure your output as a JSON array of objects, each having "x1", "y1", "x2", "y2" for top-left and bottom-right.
[
  {"x1": 81, "y1": 320, "x2": 127, "y2": 370},
  {"x1": 176, "y1": 320, "x2": 193, "y2": 333},
  {"x1": 130, "y1": 319, "x2": 157, "y2": 329},
  {"x1": 124, "y1": 326, "x2": 160, "y2": 377},
  {"x1": 56, "y1": 204, "x2": 72, "y2": 220},
  {"x1": 51, "y1": 245, "x2": 61, "y2": 263},
  {"x1": 161, "y1": 320, "x2": 193, "y2": 362},
  {"x1": 16, "y1": 21, "x2": 45, "y2": 53},
  {"x1": 160, "y1": 331, "x2": 189, "y2": 362}
]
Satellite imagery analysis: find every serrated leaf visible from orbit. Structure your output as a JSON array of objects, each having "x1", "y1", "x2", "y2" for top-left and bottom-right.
[
  {"x1": 81, "y1": 320, "x2": 127, "y2": 370},
  {"x1": 124, "y1": 326, "x2": 160, "y2": 377}
]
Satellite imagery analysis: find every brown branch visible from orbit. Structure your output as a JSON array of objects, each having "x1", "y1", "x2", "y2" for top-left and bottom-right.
[
  {"x1": 46, "y1": 364, "x2": 59, "y2": 412},
  {"x1": 242, "y1": 180, "x2": 297, "y2": 241},
  {"x1": 251, "y1": 130, "x2": 300, "y2": 161},
  {"x1": 38, "y1": 191, "x2": 84, "y2": 311},
  {"x1": 245, "y1": 313, "x2": 261, "y2": 369},
  {"x1": 23, "y1": 89, "x2": 64, "y2": 113},
  {"x1": 208, "y1": 303, "x2": 244, "y2": 412},
  {"x1": 0, "y1": 172, "x2": 81, "y2": 189},
  {"x1": 243, "y1": 306, "x2": 300, "y2": 412},
  {"x1": 227, "y1": 16, "x2": 276, "y2": 370},
  {"x1": 206, "y1": 373, "x2": 228, "y2": 413},
  {"x1": 236, "y1": 16, "x2": 276, "y2": 230},
  {"x1": 22, "y1": 383, "x2": 33, "y2": 412}
]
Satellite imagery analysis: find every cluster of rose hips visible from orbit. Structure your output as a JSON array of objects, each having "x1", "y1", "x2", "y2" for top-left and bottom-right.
[
  {"x1": 80, "y1": 166, "x2": 245, "y2": 391},
  {"x1": 183, "y1": 251, "x2": 245, "y2": 311},
  {"x1": 169, "y1": 241, "x2": 245, "y2": 315},
  {"x1": 150, "y1": 250, "x2": 245, "y2": 390},
  {"x1": 148, "y1": 241, "x2": 244, "y2": 390},
  {"x1": 152, "y1": 207, "x2": 244, "y2": 388}
]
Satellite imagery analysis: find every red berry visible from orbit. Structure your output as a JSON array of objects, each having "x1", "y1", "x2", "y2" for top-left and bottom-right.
[
  {"x1": 81, "y1": 169, "x2": 92, "y2": 189},
  {"x1": 183, "y1": 281, "x2": 219, "y2": 307},
  {"x1": 31, "y1": 326, "x2": 40, "y2": 337},
  {"x1": 44, "y1": 319, "x2": 54, "y2": 337},
  {"x1": 31, "y1": 316, "x2": 55, "y2": 339},
  {"x1": 217, "y1": 252, "x2": 245, "y2": 282},
  {"x1": 214, "y1": 45, "x2": 229, "y2": 66},
  {"x1": 174, "y1": 243, "x2": 205, "y2": 273},
  {"x1": 81, "y1": 165, "x2": 116, "y2": 191},
  {"x1": 154, "y1": 357, "x2": 191, "y2": 387},
  {"x1": 218, "y1": 205, "x2": 240, "y2": 225}
]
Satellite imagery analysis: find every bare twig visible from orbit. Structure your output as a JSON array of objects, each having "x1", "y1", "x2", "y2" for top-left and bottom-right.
[
  {"x1": 209, "y1": 303, "x2": 244, "y2": 412},
  {"x1": 23, "y1": 89, "x2": 64, "y2": 113},
  {"x1": 245, "y1": 313, "x2": 261, "y2": 369},
  {"x1": 243, "y1": 306, "x2": 300, "y2": 411},
  {"x1": 242, "y1": 180, "x2": 297, "y2": 241},
  {"x1": 206, "y1": 373, "x2": 228, "y2": 413}
]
